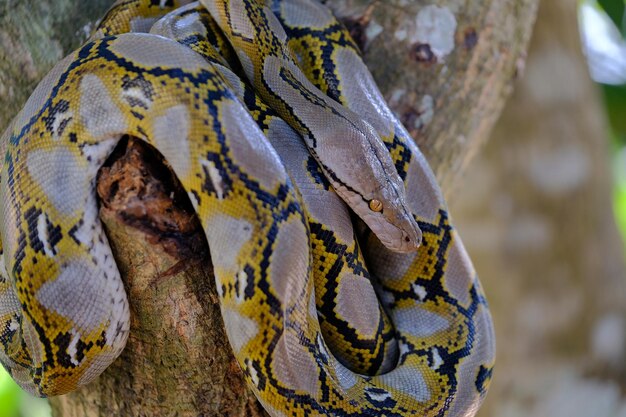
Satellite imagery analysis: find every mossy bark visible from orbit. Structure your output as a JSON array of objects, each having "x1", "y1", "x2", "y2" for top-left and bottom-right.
[
  {"x1": 0, "y1": 1, "x2": 539, "y2": 416},
  {"x1": 325, "y1": 0, "x2": 539, "y2": 193}
]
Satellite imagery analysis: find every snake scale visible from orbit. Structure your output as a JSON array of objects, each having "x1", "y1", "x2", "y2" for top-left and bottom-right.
[{"x1": 0, "y1": 0, "x2": 495, "y2": 416}]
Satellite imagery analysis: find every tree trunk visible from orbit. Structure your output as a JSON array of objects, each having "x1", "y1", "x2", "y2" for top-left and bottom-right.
[
  {"x1": 0, "y1": 1, "x2": 539, "y2": 416},
  {"x1": 450, "y1": 1, "x2": 626, "y2": 416}
]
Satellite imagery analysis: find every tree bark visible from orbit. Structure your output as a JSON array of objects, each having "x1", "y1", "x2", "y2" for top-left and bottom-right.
[
  {"x1": 0, "y1": 1, "x2": 539, "y2": 416},
  {"x1": 450, "y1": 1, "x2": 626, "y2": 416},
  {"x1": 0, "y1": 0, "x2": 111, "y2": 131}
]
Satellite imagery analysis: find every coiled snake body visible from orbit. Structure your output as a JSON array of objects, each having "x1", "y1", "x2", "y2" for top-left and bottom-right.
[{"x1": 0, "y1": 1, "x2": 495, "y2": 416}]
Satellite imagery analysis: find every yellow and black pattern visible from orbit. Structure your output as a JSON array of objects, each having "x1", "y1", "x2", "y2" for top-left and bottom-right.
[
  {"x1": 272, "y1": 0, "x2": 495, "y2": 410},
  {"x1": 95, "y1": 0, "x2": 196, "y2": 38},
  {"x1": 0, "y1": 1, "x2": 495, "y2": 416},
  {"x1": 204, "y1": 0, "x2": 424, "y2": 255},
  {"x1": 155, "y1": 3, "x2": 399, "y2": 375}
]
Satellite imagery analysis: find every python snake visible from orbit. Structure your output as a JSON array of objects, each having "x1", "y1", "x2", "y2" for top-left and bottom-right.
[{"x1": 0, "y1": 1, "x2": 495, "y2": 416}]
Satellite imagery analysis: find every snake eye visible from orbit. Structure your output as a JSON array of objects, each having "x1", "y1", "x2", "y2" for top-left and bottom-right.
[{"x1": 369, "y1": 199, "x2": 383, "y2": 213}]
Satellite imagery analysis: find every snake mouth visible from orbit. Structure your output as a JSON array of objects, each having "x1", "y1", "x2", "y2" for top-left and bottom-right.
[
  {"x1": 397, "y1": 205, "x2": 423, "y2": 253},
  {"x1": 385, "y1": 228, "x2": 421, "y2": 254},
  {"x1": 362, "y1": 208, "x2": 422, "y2": 254},
  {"x1": 382, "y1": 204, "x2": 422, "y2": 253}
]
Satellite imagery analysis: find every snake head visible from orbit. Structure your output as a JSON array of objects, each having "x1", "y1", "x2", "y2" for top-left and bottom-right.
[
  {"x1": 340, "y1": 178, "x2": 422, "y2": 254},
  {"x1": 320, "y1": 122, "x2": 422, "y2": 254}
]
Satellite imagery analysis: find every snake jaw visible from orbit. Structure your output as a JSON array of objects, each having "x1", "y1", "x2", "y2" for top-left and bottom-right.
[
  {"x1": 378, "y1": 182, "x2": 423, "y2": 253},
  {"x1": 337, "y1": 183, "x2": 422, "y2": 253},
  {"x1": 369, "y1": 202, "x2": 422, "y2": 254},
  {"x1": 366, "y1": 168, "x2": 422, "y2": 253},
  {"x1": 366, "y1": 214, "x2": 421, "y2": 253}
]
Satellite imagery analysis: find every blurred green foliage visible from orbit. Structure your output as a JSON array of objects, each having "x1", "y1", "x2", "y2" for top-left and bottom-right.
[
  {"x1": 598, "y1": 0, "x2": 625, "y2": 35},
  {"x1": 599, "y1": 1, "x2": 626, "y2": 240},
  {"x1": 0, "y1": 368, "x2": 21, "y2": 417},
  {"x1": 0, "y1": 367, "x2": 50, "y2": 417},
  {"x1": 605, "y1": 84, "x2": 626, "y2": 144},
  {"x1": 616, "y1": 170, "x2": 626, "y2": 238}
]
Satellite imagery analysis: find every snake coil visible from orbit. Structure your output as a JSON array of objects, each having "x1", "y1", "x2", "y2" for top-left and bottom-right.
[{"x1": 0, "y1": 1, "x2": 495, "y2": 416}]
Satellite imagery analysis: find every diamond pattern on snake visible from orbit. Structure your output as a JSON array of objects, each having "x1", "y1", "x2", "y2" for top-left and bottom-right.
[{"x1": 0, "y1": 1, "x2": 495, "y2": 416}]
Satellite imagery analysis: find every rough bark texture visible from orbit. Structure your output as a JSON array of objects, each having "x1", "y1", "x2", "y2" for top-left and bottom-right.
[
  {"x1": 0, "y1": 1, "x2": 112, "y2": 131},
  {"x1": 0, "y1": 1, "x2": 539, "y2": 416},
  {"x1": 451, "y1": 1, "x2": 626, "y2": 416}
]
